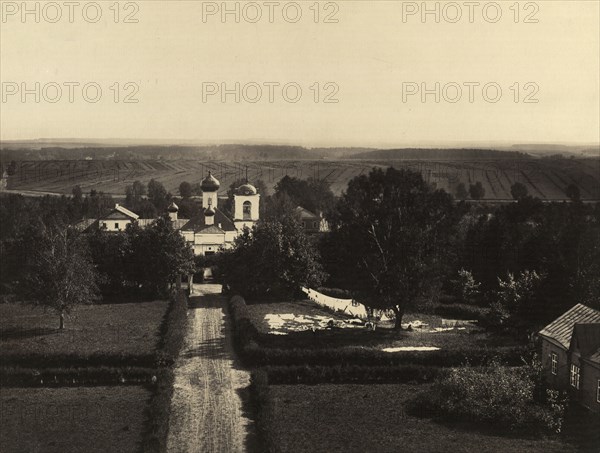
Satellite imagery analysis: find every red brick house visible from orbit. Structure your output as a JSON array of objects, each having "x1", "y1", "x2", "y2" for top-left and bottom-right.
[{"x1": 538, "y1": 304, "x2": 600, "y2": 413}]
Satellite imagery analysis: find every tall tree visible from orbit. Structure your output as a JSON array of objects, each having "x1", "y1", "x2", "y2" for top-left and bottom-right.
[
  {"x1": 179, "y1": 181, "x2": 193, "y2": 199},
  {"x1": 469, "y1": 181, "x2": 485, "y2": 200},
  {"x1": 20, "y1": 224, "x2": 100, "y2": 329},
  {"x1": 510, "y1": 182, "x2": 529, "y2": 200},
  {"x1": 221, "y1": 215, "x2": 326, "y2": 299},
  {"x1": 329, "y1": 167, "x2": 457, "y2": 329},
  {"x1": 147, "y1": 179, "x2": 171, "y2": 212}
]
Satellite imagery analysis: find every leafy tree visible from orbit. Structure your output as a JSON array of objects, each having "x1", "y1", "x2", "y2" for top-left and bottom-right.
[
  {"x1": 510, "y1": 182, "x2": 529, "y2": 200},
  {"x1": 455, "y1": 183, "x2": 468, "y2": 200},
  {"x1": 125, "y1": 180, "x2": 146, "y2": 208},
  {"x1": 273, "y1": 175, "x2": 336, "y2": 217},
  {"x1": 221, "y1": 215, "x2": 326, "y2": 299},
  {"x1": 469, "y1": 181, "x2": 485, "y2": 200},
  {"x1": 125, "y1": 215, "x2": 195, "y2": 297},
  {"x1": 20, "y1": 224, "x2": 100, "y2": 329},
  {"x1": 451, "y1": 268, "x2": 481, "y2": 304},
  {"x1": 488, "y1": 270, "x2": 543, "y2": 332},
  {"x1": 179, "y1": 181, "x2": 193, "y2": 199},
  {"x1": 147, "y1": 179, "x2": 171, "y2": 212},
  {"x1": 328, "y1": 167, "x2": 457, "y2": 329},
  {"x1": 565, "y1": 183, "x2": 581, "y2": 201}
]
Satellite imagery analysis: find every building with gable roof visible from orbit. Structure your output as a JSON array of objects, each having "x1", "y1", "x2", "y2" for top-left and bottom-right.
[
  {"x1": 539, "y1": 303, "x2": 600, "y2": 412},
  {"x1": 76, "y1": 171, "x2": 261, "y2": 256}
]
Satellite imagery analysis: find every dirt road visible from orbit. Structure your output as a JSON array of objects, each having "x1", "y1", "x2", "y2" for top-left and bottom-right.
[{"x1": 166, "y1": 284, "x2": 253, "y2": 453}]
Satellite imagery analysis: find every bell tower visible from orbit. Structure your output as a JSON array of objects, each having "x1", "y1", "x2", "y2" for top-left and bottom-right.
[{"x1": 234, "y1": 181, "x2": 260, "y2": 231}]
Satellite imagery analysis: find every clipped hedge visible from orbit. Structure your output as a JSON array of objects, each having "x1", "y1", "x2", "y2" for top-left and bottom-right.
[
  {"x1": 140, "y1": 368, "x2": 176, "y2": 453},
  {"x1": 0, "y1": 366, "x2": 155, "y2": 387},
  {"x1": 156, "y1": 290, "x2": 189, "y2": 366},
  {"x1": 141, "y1": 290, "x2": 189, "y2": 453},
  {"x1": 263, "y1": 364, "x2": 442, "y2": 384},
  {"x1": 250, "y1": 370, "x2": 280, "y2": 453}
]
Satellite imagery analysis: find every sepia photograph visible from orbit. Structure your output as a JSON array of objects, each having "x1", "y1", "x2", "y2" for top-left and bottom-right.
[{"x1": 0, "y1": 1, "x2": 599, "y2": 452}]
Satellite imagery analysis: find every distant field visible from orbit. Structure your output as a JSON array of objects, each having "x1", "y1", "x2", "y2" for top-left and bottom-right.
[
  {"x1": 0, "y1": 300, "x2": 168, "y2": 358},
  {"x1": 0, "y1": 386, "x2": 150, "y2": 453},
  {"x1": 268, "y1": 384, "x2": 576, "y2": 453},
  {"x1": 4, "y1": 158, "x2": 600, "y2": 200}
]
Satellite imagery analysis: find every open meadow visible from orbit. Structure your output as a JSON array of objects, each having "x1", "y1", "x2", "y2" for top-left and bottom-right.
[
  {"x1": 245, "y1": 298, "x2": 518, "y2": 354},
  {"x1": 0, "y1": 300, "x2": 168, "y2": 360},
  {"x1": 4, "y1": 158, "x2": 600, "y2": 200},
  {"x1": 0, "y1": 385, "x2": 150, "y2": 453},
  {"x1": 266, "y1": 384, "x2": 577, "y2": 453}
]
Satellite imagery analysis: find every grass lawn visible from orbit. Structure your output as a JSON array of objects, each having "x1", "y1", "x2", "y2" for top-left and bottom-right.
[
  {"x1": 0, "y1": 385, "x2": 150, "y2": 453},
  {"x1": 246, "y1": 299, "x2": 520, "y2": 352},
  {"x1": 268, "y1": 384, "x2": 577, "y2": 453},
  {"x1": 0, "y1": 300, "x2": 168, "y2": 357}
]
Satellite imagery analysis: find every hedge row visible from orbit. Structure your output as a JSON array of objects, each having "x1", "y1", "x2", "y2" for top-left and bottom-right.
[
  {"x1": 140, "y1": 368, "x2": 176, "y2": 453},
  {"x1": 229, "y1": 296, "x2": 531, "y2": 369},
  {"x1": 433, "y1": 303, "x2": 490, "y2": 321},
  {"x1": 0, "y1": 352, "x2": 157, "y2": 369},
  {"x1": 141, "y1": 290, "x2": 189, "y2": 453},
  {"x1": 156, "y1": 290, "x2": 189, "y2": 366},
  {"x1": 263, "y1": 364, "x2": 442, "y2": 384},
  {"x1": 0, "y1": 366, "x2": 155, "y2": 387},
  {"x1": 250, "y1": 370, "x2": 280, "y2": 453}
]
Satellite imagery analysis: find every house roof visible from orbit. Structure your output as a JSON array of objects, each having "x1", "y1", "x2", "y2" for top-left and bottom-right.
[
  {"x1": 181, "y1": 208, "x2": 236, "y2": 233},
  {"x1": 539, "y1": 304, "x2": 600, "y2": 349},
  {"x1": 137, "y1": 218, "x2": 189, "y2": 230},
  {"x1": 571, "y1": 323, "x2": 600, "y2": 357},
  {"x1": 107, "y1": 204, "x2": 139, "y2": 220},
  {"x1": 296, "y1": 206, "x2": 319, "y2": 219},
  {"x1": 588, "y1": 348, "x2": 600, "y2": 365}
]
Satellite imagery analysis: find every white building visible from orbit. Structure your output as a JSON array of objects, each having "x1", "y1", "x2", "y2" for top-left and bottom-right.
[{"x1": 78, "y1": 172, "x2": 261, "y2": 256}]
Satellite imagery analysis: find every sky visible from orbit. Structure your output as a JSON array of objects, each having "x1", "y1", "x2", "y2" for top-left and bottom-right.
[{"x1": 1, "y1": 0, "x2": 599, "y2": 147}]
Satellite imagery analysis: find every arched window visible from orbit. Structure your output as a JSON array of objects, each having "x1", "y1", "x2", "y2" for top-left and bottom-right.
[{"x1": 243, "y1": 201, "x2": 252, "y2": 220}]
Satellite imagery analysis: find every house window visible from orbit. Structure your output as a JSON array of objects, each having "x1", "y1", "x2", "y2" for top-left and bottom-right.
[
  {"x1": 570, "y1": 364, "x2": 580, "y2": 390},
  {"x1": 102, "y1": 222, "x2": 107, "y2": 229},
  {"x1": 551, "y1": 353, "x2": 557, "y2": 375},
  {"x1": 313, "y1": 221, "x2": 317, "y2": 228},
  {"x1": 115, "y1": 222, "x2": 119, "y2": 230}
]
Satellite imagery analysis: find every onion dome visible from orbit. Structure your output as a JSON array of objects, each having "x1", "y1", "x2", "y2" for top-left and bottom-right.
[
  {"x1": 236, "y1": 183, "x2": 257, "y2": 196},
  {"x1": 167, "y1": 202, "x2": 179, "y2": 212},
  {"x1": 204, "y1": 207, "x2": 216, "y2": 217},
  {"x1": 201, "y1": 171, "x2": 220, "y2": 192}
]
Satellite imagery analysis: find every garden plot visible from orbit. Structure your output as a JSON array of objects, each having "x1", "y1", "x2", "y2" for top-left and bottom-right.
[{"x1": 264, "y1": 313, "x2": 364, "y2": 335}]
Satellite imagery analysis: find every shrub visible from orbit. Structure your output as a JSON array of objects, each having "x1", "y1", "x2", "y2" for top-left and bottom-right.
[
  {"x1": 156, "y1": 290, "x2": 189, "y2": 366},
  {"x1": 410, "y1": 360, "x2": 567, "y2": 436},
  {"x1": 250, "y1": 370, "x2": 279, "y2": 453},
  {"x1": 316, "y1": 287, "x2": 352, "y2": 299},
  {"x1": 262, "y1": 364, "x2": 441, "y2": 384},
  {"x1": 0, "y1": 366, "x2": 155, "y2": 387},
  {"x1": 433, "y1": 303, "x2": 489, "y2": 321},
  {"x1": 141, "y1": 368, "x2": 175, "y2": 453}
]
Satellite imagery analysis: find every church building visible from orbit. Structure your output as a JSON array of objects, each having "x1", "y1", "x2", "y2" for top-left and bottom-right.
[
  {"x1": 78, "y1": 172, "x2": 260, "y2": 256},
  {"x1": 178, "y1": 172, "x2": 260, "y2": 255}
]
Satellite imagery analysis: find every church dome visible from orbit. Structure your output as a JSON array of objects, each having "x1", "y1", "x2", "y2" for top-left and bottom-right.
[
  {"x1": 167, "y1": 202, "x2": 179, "y2": 212},
  {"x1": 201, "y1": 171, "x2": 220, "y2": 192},
  {"x1": 236, "y1": 183, "x2": 257, "y2": 196},
  {"x1": 204, "y1": 207, "x2": 216, "y2": 217}
]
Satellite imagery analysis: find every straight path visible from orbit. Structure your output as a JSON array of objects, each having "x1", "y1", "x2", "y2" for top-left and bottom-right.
[{"x1": 166, "y1": 284, "x2": 253, "y2": 453}]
